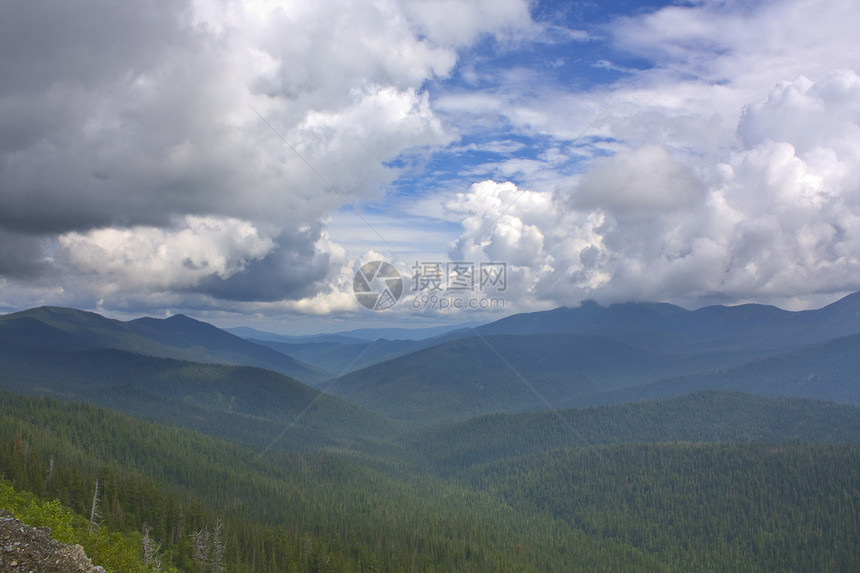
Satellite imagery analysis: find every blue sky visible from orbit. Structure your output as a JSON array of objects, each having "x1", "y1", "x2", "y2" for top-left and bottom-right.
[{"x1": 2, "y1": 0, "x2": 860, "y2": 333}]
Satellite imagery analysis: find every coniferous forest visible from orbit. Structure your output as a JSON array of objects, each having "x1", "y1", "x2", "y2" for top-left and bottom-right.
[{"x1": 2, "y1": 302, "x2": 860, "y2": 571}]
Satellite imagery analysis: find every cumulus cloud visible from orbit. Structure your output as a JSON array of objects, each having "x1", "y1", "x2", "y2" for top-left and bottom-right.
[
  {"x1": 197, "y1": 225, "x2": 346, "y2": 302},
  {"x1": 0, "y1": 0, "x2": 535, "y2": 315},
  {"x1": 56, "y1": 215, "x2": 275, "y2": 292},
  {"x1": 738, "y1": 71, "x2": 860, "y2": 159},
  {"x1": 3, "y1": 0, "x2": 860, "y2": 322},
  {"x1": 446, "y1": 69, "x2": 860, "y2": 310},
  {"x1": 402, "y1": 0, "x2": 537, "y2": 46},
  {"x1": 572, "y1": 144, "x2": 706, "y2": 214}
]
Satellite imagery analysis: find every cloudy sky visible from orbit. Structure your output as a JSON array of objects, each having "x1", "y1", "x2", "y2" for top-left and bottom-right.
[{"x1": 2, "y1": 0, "x2": 860, "y2": 333}]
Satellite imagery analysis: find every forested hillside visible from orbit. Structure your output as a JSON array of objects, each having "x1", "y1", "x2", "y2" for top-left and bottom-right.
[
  {"x1": 2, "y1": 391, "x2": 860, "y2": 571},
  {"x1": 0, "y1": 344, "x2": 395, "y2": 454},
  {"x1": 467, "y1": 443, "x2": 860, "y2": 572},
  {"x1": 407, "y1": 390, "x2": 860, "y2": 470},
  {"x1": 3, "y1": 298, "x2": 860, "y2": 571},
  {"x1": 0, "y1": 393, "x2": 671, "y2": 572},
  {"x1": 327, "y1": 333, "x2": 666, "y2": 424}
]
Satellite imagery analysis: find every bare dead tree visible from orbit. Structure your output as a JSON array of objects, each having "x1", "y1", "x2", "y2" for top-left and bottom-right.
[
  {"x1": 45, "y1": 456, "x2": 54, "y2": 486},
  {"x1": 88, "y1": 479, "x2": 101, "y2": 531},
  {"x1": 141, "y1": 524, "x2": 163, "y2": 571},
  {"x1": 211, "y1": 519, "x2": 226, "y2": 573},
  {"x1": 190, "y1": 528, "x2": 210, "y2": 571}
]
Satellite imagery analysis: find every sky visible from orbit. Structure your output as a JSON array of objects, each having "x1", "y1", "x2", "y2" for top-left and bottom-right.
[{"x1": 2, "y1": 0, "x2": 860, "y2": 334}]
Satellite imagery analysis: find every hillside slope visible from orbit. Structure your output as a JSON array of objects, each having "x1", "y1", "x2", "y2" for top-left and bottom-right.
[
  {"x1": 575, "y1": 332, "x2": 860, "y2": 408},
  {"x1": 327, "y1": 333, "x2": 666, "y2": 424},
  {"x1": 0, "y1": 342, "x2": 396, "y2": 453},
  {"x1": 0, "y1": 306, "x2": 323, "y2": 384}
]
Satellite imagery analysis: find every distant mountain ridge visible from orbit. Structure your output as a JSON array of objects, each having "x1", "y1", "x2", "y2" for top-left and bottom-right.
[
  {"x1": 570, "y1": 331, "x2": 860, "y2": 408},
  {"x1": 326, "y1": 291, "x2": 860, "y2": 424},
  {"x1": 227, "y1": 321, "x2": 485, "y2": 343},
  {"x1": 3, "y1": 292, "x2": 860, "y2": 427},
  {"x1": 0, "y1": 306, "x2": 324, "y2": 384},
  {"x1": 228, "y1": 321, "x2": 487, "y2": 377},
  {"x1": 473, "y1": 292, "x2": 860, "y2": 352}
]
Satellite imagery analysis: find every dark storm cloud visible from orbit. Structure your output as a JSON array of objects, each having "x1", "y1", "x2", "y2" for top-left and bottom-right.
[
  {"x1": 0, "y1": 1, "x2": 187, "y2": 93},
  {"x1": 0, "y1": 0, "x2": 202, "y2": 233},
  {"x1": 0, "y1": 230, "x2": 52, "y2": 279},
  {"x1": 195, "y1": 226, "x2": 334, "y2": 302}
]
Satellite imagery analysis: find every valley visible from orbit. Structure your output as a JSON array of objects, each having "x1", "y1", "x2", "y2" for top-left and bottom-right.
[{"x1": 2, "y1": 294, "x2": 860, "y2": 571}]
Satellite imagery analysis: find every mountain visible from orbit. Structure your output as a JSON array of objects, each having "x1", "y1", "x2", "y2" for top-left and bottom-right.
[
  {"x1": 226, "y1": 325, "x2": 369, "y2": 345},
  {"x1": 5, "y1": 292, "x2": 860, "y2": 429},
  {"x1": 327, "y1": 333, "x2": 678, "y2": 424},
  {"x1": 470, "y1": 441, "x2": 860, "y2": 572},
  {"x1": 229, "y1": 322, "x2": 486, "y2": 376},
  {"x1": 326, "y1": 292, "x2": 860, "y2": 424},
  {"x1": 4, "y1": 390, "x2": 860, "y2": 573},
  {"x1": 4, "y1": 297, "x2": 860, "y2": 572},
  {"x1": 0, "y1": 306, "x2": 325, "y2": 384},
  {"x1": 126, "y1": 313, "x2": 326, "y2": 383},
  {"x1": 227, "y1": 321, "x2": 484, "y2": 343},
  {"x1": 0, "y1": 392, "x2": 678, "y2": 573},
  {"x1": 0, "y1": 306, "x2": 397, "y2": 452},
  {"x1": 251, "y1": 337, "x2": 426, "y2": 378},
  {"x1": 573, "y1": 332, "x2": 860, "y2": 408},
  {"x1": 474, "y1": 291, "x2": 860, "y2": 353},
  {"x1": 0, "y1": 341, "x2": 396, "y2": 453}
]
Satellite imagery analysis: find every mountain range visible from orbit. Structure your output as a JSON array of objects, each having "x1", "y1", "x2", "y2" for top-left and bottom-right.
[
  {"x1": 3, "y1": 292, "x2": 860, "y2": 427},
  {"x1": 322, "y1": 292, "x2": 860, "y2": 423},
  {"x1": 0, "y1": 306, "x2": 325, "y2": 383},
  {"x1": 3, "y1": 293, "x2": 860, "y2": 571}
]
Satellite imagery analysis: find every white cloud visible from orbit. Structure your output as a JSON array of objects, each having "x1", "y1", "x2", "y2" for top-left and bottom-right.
[
  {"x1": 4, "y1": 0, "x2": 860, "y2": 323},
  {"x1": 402, "y1": 0, "x2": 537, "y2": 46},
  {"x1": 447, "y1": 70, "x2": 860, "y2": 309},
  {"x1": 572, "y1": 144, "x2": 707, "y2": 214},
  {"x1": 0, "y1": 0, "x2": 538, "y2": 316},
  {"x1": 57, "y1": 216, "x2": 276, "y2": 292}
]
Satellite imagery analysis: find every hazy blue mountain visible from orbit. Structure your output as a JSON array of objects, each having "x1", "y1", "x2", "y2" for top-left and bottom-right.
[
  {"x1": 228, "y1": 322, "x2": 485, "y2": 377},
  {"x1": 326, "y1": 293, "x2": 860, "y2": 424},
  {"x1": 0, "y1": 306, "x2": 159, "y2": 351},
  {"x1": 572, "y1": 332, "x2": 860, "y2": 408},
  {"x1": 328, "y1": 322, "x2": 486, "y2": 341},
  {"x1": 227, "y1": 321, "x2": 483, "y2": 343},
  {"x1": 4, "y1": 300, "x2": 860, "y2": 572},
  {"x1": 226, "y1": 326, "x2": 369, "y2": 345},
  {"x1": 251, "y1": 337, "x2": 426, "y2": 379},
  {"x1": 473, "y1": 291, "x2": 860, "y2": 353},
  {"x1": 0, "y1": 306, "x2": 325, "y2": 384},
  {"x1": 327, "y1": 333, "x2": 678, "y2": 424},
  {"x1": 5, "y1": 293, "x2": 860, "y2": 429},
  {"x1": 126, "y1": 313, "x2": 326, "y2": 383}
]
